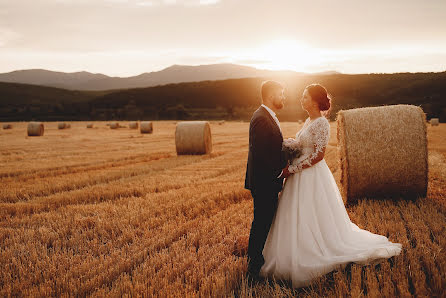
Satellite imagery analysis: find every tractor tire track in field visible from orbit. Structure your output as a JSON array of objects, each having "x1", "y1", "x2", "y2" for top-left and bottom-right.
[
  {"x1": 0, "y1": 151, "x2": 172, "y2": 180},
  {"x1": 2, "y1": 146, "x2": 246, "y2": 204},
  {"x1": 0, "y1": 153, "x2": 176, "y2": 201},
  {"x1": 78, "y1": 192, "x2": 251, "y2": 297},
  {"x1": 2, "y1": 187, "x2": 251, "y2": 297},
  {"x1": 0, "y1": 152, "x2": 215, "y2": 203},
  {"x1": 0, "y1": 151, "x2": 247, "y2": 218}
]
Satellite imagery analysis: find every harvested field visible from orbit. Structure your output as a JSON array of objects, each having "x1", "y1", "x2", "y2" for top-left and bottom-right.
[{"x1": 0, "y1": 121, "x2": 445, "y2": 297}]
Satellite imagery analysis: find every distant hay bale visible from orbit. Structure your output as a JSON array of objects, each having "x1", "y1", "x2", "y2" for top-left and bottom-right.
[
  {"x1": 110, "y1": 122, "x2": 119, "y2": 129},
  {"x1": 27, "y1": 122, "x2": 44, "y2": 136},
  {"x1": 66, "y1": 123, "x2": 71, "y2": 128},
  {"x1": 58, "y1": 122, "x2": 67, "y2": 129},
  {"x1": 86, "y1": 123, "x2": 93, "y2": 128},
  {"x1": 129, "y1": 122, "x2": 139, "y2": 129},
  {"x1": 175, "y1": 121, "x2": 212, "y2": 155},
  {"x1": 298, "y1": 120, "x2": 303, "y2": 124},
  {"x1": 337, "y1": 105, "x2": 427, "y2": 204},
  {"x1": 140, "y1": 121, "x2": 153, "y2": 134},
  {"x1": 218, "y1": 120, "x2": 225, "y2": 125},
  {"x1": 430, "y1": 118, "x2": 439, "y2": 126},
  {"x1": 2, "y1": 124, "x2": 12, "y2": 129}
]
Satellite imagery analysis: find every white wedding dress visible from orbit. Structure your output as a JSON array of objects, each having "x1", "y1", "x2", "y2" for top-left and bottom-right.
[{"x1": 260, "y1": 117, "x2": 402, "y2": 288}]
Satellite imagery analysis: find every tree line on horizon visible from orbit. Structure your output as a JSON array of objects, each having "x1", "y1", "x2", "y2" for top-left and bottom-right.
[{"x1": 0, "y1": 72, "x2": 445, "y2": 122}]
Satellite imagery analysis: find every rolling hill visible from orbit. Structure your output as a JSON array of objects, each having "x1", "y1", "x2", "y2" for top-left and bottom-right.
[
  {"x1": 0, "y1": 64, "x2": 306, "y2": 91},
  {"x1": 0, "y1": 72, "x2": 445, "y2": 122}
]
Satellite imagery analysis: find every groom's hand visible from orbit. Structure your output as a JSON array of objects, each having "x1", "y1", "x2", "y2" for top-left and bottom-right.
[{"x1": 278, "y1": 166, "x2": 291, "y2": 179}]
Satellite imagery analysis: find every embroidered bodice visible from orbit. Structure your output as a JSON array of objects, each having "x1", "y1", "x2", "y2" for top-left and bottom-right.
[{"x1": 288, "y1": 117, "x2": 330, "y2": 173}]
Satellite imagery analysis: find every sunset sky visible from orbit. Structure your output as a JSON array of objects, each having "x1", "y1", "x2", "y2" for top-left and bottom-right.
[{"x1": 1, "y1": 0, "x2": 445, "y2": 76}]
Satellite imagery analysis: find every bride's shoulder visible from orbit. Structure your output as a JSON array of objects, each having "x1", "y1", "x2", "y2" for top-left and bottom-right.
[
  {"x1": 312, "y1": 116, "x2": 329, "y2": 125},
  {"x1": 320, "y1": 116, "x2": 330, "y2": 124},
  {"x1": 309, "y1": 117, "x2": 330, "y2": 132},
  {"x1": 316, "y1": 116, "x2": 329, "y2": 124}
]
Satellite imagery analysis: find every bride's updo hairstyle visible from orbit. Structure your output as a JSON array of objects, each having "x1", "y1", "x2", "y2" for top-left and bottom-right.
[{"x1": 305, "y1": 84, "x2": 332, "y2": 116}]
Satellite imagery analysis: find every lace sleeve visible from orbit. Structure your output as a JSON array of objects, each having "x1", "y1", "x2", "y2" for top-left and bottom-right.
[{"x1": 288, "y1": 117, "x2": 330, "y2": 173}]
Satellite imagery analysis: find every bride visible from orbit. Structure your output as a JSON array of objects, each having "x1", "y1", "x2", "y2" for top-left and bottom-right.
[{"x1": 260, "y1": 84, "x2": 402, "y2": 288}]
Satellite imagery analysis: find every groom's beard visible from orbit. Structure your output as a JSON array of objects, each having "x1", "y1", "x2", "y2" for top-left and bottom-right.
[{"x1": 273, "y1": 101, "x2": 284, "y2": 110}]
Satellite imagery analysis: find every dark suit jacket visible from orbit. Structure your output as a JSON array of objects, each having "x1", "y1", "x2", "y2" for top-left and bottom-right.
[{"x1": 245, "y1": 106, "x2": 287, "y2": 195}]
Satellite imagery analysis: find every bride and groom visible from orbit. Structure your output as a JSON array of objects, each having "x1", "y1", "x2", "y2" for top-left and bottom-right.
[{"x1": 244, "y1": 81, "x2": 402, "y2": 287}]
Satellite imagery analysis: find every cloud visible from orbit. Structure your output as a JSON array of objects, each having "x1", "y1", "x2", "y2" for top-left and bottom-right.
[
  {"x1": 0, "y1": 0, "x2": 445, "y2": 75},
  {"x1": 0, "y1": 28, "x2": 21, "y2": 48},
  {"x1": 198, "y1": 0, "x2": 220, "y2": 5},
  {"x1": 136, "y1": 1, "x2": 156, "y2": 6}
]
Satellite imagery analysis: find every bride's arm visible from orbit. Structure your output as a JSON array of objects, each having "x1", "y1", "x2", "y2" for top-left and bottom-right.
[
  {"x1": 288, "y1": 119, "x2": 330, "y2": 173},
  {"x1": 289, "y1": 146, "x2": 326, "y2": 172}
]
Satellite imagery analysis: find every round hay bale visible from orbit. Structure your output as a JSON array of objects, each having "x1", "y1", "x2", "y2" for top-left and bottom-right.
[
  {"x1": 218, "y1": 120, "x2": 225, "y2": 125},
  {"x1": 175, "y1": 121, "x2": 212, "y2": 155},
  {"x1": 337, "y1": 105, "x2": 427, "y2": 204},
  {"x1": 3, "y1": 124, "x2": 12, "y2": 129},
  {"x1": 86, "y1": 123, "x2": 93, "y2": 128},
  {"x1": 27, "y1": 122, "x2": 44, "y2": 136},
  {"x1": 430, "y1": 118, "x2": 439, "y2": 126},
  {"x1": 110, "y1": 122, "x2": 119, "y2": 129},
  {"x1": 58, "y1": 122, "x2": 67, "y2": 129},
  {"x1": 140, "y1": 121, "x2": 153, "y2": 134},
  {"x1": 129, "y1": 122, "x2": 139, "y2": 129}
]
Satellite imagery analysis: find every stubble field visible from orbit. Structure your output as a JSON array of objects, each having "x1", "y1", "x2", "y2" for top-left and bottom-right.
[{"x1": 0, "y1": 121, "x2": 445, "y2": 297}]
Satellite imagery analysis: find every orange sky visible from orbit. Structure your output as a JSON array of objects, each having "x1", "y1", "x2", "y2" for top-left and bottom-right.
[{"x1": 0, "y1": 0, "x2": 445, "y2": 76}]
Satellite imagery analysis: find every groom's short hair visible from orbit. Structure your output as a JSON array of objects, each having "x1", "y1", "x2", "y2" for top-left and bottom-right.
[{"x1": 261, "y1": 80, "x2": 283, "y2": 103}]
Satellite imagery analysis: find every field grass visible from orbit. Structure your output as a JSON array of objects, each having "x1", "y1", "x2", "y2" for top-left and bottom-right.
[{"x1": 0, "y1": 121, "x2": 445, "y2": 297}]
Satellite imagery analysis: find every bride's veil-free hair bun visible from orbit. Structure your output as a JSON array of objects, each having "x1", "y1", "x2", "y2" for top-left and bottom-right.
[{"x1": 305, "y1": 83, "x2": 332, "y2": 116}]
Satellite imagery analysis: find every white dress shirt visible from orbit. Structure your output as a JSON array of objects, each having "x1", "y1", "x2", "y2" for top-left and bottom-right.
[{"x1": 261, "y1": 104, "x2": 281, "y2": 133}]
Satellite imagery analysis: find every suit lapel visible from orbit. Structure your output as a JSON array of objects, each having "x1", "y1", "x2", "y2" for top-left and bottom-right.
[{"x1": 260, "y1": 106, "x2": 282, "y2": 138}]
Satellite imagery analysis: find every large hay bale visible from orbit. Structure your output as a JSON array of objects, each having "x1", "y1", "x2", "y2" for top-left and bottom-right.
[
  {"x1": 27, "y1": 122, "x2": 44, "y2": 136},
  {"x1": 3, "y1": 124, "x2": 12, "y2": 129},
  {"x1": 175, "y1": 121, "x2": 212, "y2": 155},
  {"x1": 129, "y1": 122, "x2": 139, "y2": 129},
  {"x1": 110, "y1": 122, "x2": 119, "y2": 129},
  {"x1": 430, "y1": 118, "x2": 439, "y2": 126},
  {"x1": 337, "y1": 105, "x2": 427, "y2": 203},
  {"x1": 86, "y1": 123, "x2": 93, "y2": 128},
  {"x1": 140, "y1": 121, "x2": 153, "y2": 134}
]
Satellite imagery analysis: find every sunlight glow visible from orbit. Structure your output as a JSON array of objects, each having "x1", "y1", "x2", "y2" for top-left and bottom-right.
[{"x1": 231, "y1": 39, "x2": 324, "y2": 72}]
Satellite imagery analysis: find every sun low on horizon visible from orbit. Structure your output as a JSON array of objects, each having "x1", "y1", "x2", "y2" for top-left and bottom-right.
[{"x1": 223, "y1": 39, "x2": 323, "y2": 73}]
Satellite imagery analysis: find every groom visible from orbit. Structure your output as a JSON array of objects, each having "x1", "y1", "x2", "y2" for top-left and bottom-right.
[{"x1": 244, "y1": 80, "x2": 290, "y2": 280}]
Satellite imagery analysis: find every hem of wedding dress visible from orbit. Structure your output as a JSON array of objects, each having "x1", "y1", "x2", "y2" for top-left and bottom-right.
[{"x1": 261, "y1": 245, "x2": 402, "y2": 289}]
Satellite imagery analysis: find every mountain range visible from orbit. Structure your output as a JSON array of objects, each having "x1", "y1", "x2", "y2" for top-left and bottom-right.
[
  {"x1": 0, "y1": 64, "x2": 338, "y2": 91},
  {"x1": 1, "y1": 71, "x2": 445, "y2": 122}
]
